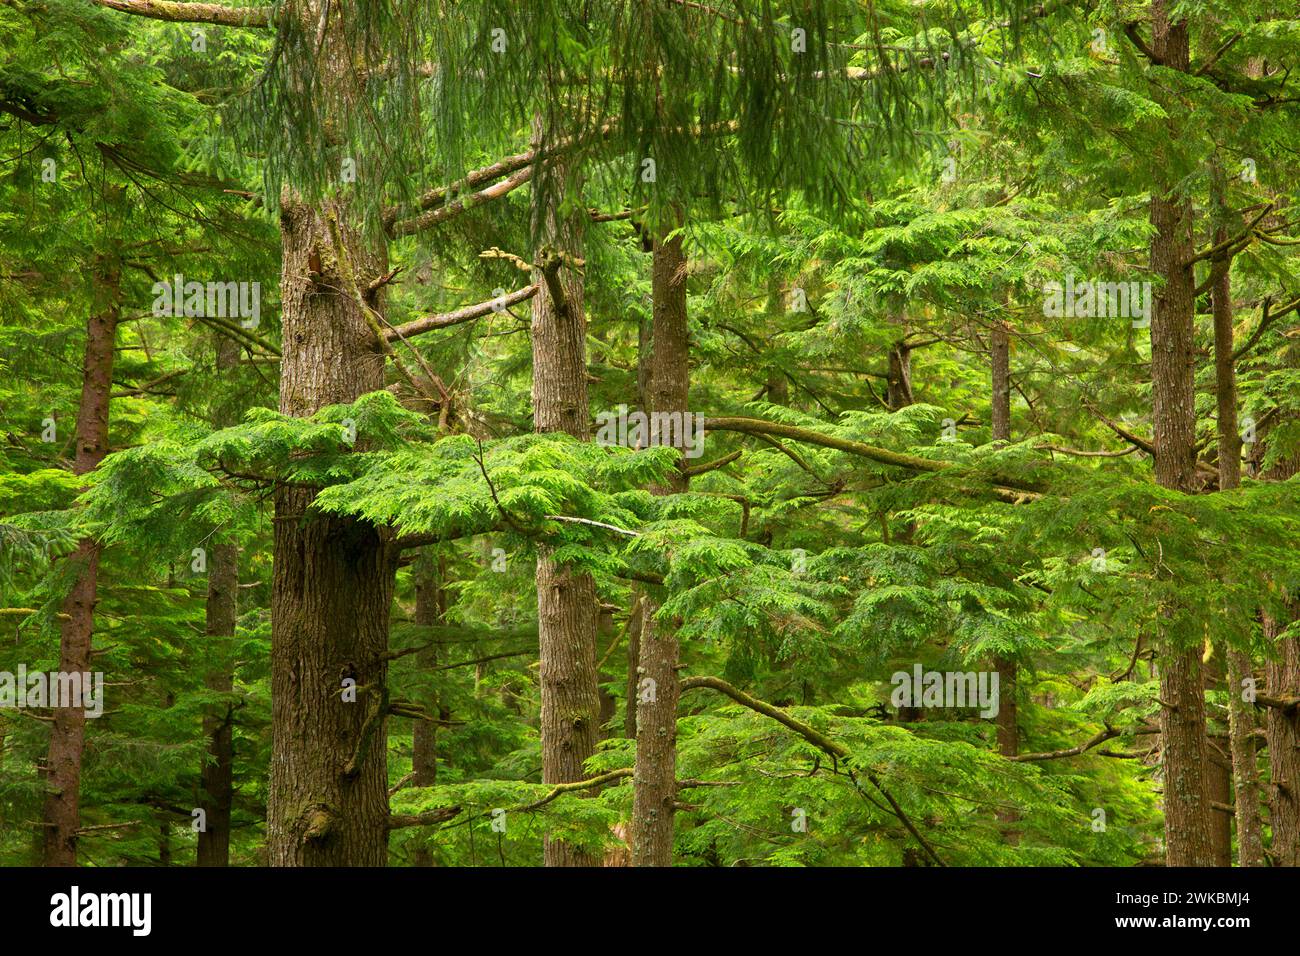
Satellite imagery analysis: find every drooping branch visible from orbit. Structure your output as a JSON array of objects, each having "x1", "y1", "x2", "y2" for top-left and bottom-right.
[
  {"x1": 388, "y1": 165, "x2": 535, "y2": 238},
  {"x1": 680, "y1": 449, "x2": 743, "y2": 477},
  {"x1": 382, "y1": 123, "x2": 618, "y2": 236},
  {"x1": 680, "y1": 675, "x2": 945, "y2": 866},
  {"x1": 91, "y1": 0, "x2": 272, "y2": 27},
  {"x1": 702, "y1": 416, "x2": 1040, "y2": 502},
  {"x1": 386, "y1": 768, "x2": 634, "y2": 829},
  {"x1": 1009, "y1": 725, "x2": 1120, "y2": 762}
]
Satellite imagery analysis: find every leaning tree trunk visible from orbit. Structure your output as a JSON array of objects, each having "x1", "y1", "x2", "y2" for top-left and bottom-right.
[
  {"x1": 631, "y1": 221, "x2": 688, "y2": 867},
  {"x1": 266, "y1": 197, "x2": 396, "y2": 866},
  {"x1": 530, "y1": 132, "x2": 601, "y2": 867},
  {"x1": 1147, "y1": 0, "x2": 1214, "y2": 867},
  {"x1": 40, "y1": 257, "x2": 120, "y2": 866}
]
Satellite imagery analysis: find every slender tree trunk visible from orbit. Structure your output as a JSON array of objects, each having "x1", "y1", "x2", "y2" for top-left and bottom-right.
[
  {"x1": 1226, "y1": 649, "x2": 1264, "y2": 866},
  {"x1": 988, "y1": 319, "x2": 1017, "y2": 759},
  {"x1": 266, "y1": 196, "x2": 396, "y2": 866},
  {"x1": 765, "y1": 279, "x2": 789, "y2": 405},
  {"x1": 1203, "y1": 694, "x2": 1234, "y2": 866},
  {"x1": 988, "y1": 317, "x2": 1020, "y2": 842},
  {"x1": 530, "y1": 128, "x2": 600, "y2": 866},
  {"x1": 198, "y1": 337, "x2": 241, "y2": 868},
  {"x1": 198, "y1": 539, "x2": 237, "y2": 866},
  {"x1": 411, "y1": 550, "x2": 444, "y2": 867},
  {"x1": 1209, "y1": 235, "x2": 1265, "y2": 865},
  {"x1": 631, "y1": 222, "x2": 688, "y2": 867},
  {"x1": 885, "y1": 305, "x2": 913, "y2": 413},
  {"x1": 1148, "y1": 1, "x2": 1215, "y2": 866},
  {"x1": 41, "y1": 257, "x2": 120, "y2": 866}
]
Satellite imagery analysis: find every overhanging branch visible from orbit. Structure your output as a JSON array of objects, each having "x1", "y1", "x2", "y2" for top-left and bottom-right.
[{"x1": 92, "y1": 0, "x2": 272, "y2": 27}]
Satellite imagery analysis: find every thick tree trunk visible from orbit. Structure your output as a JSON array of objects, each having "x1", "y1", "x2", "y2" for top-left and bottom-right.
[
  {"x1": 631, "y1": 223, "x2": 688, "y2": 867},
  {"x1": 197, "y1": 539, "x2": 237, "y2": 867},
  {"x1": 41, "y1": 258, "x2": 120, "y2": 866},
  {"x1": 1147, "y1": 1, "x2": 1215, "y2": 867},
  {"x1": 266, "y1": 197, "x2": 396, "y2": 867},
  {"x1": 530, "y1": 133, "x2": 601, "y2": 867}
]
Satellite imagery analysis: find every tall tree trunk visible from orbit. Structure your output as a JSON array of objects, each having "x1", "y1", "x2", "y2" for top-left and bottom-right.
[
  {"x1": 198, "y1": 337, "x2": 242, "y2": 868},
  {"x1": 1226, "y1": 647, "x2": 1264, "y2": 866},
  {"x1": 1148, "y1": 0, "x2": 1215, "y2": 866},
  {"x1": 198, "y1": 539, "x2": 238, "y2": 866},
  {"x1": 266, "y1": 196, "x2": 396, "y2": 866},
  {"x1": 1209, "y1": 230, "x2": 1264, "y2": 865},
  {"x1": 988, "y1": 317, "x2": 1019, "y2": 842},
  {"x1": 1265, "y1": 604, "x2": 1300, "y2": 866},
  {"x1": 41, "y1": 256, "x2": 120, "y2": 866},
  {"x1": 411, "y1": 550, "x2": 445, "y2": 867},
  {"x1": 631, "y1": 221, "x2": 688, "y2": 867},
  {"x1": 989, "y1": 321, "x2": 1017, "y2": 760},
  {"x1": 1261, "y1": 447, "x2": 1300, "y2": 865},
  {"x1": 530, "y1": 130, "x2": 601, "y2": 867}
]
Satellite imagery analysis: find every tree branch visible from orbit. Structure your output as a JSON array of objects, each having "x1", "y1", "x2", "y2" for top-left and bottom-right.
[
  {"x1": 382, "y1": 285, "x2": 538, "y2": 342},
  {"x1": 680, "y1": 675, "x2": 945, "y2": 866},
  {"x1": 91, "y1": 0, "x2": 271, "y2": 28}
]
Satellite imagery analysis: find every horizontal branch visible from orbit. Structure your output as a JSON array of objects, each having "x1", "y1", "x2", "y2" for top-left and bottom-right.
[
  {"x1": 386, "y1": 768, "x2": 634, "y2": 830},
  {"x1": 702, "y1": 416, "x2": 1039, "y2": 502},
  {"x1": 1009, "y1": 725, "x2": 1119, "y2": 762},
  {"x1": 1255, "y1": 693, "x2": 1300, "y2": 713},
  {"x1": 382, "y1": 285, "x2": 538, "y2": 342},
  {"x1": 544, "y1": 514, "x2": 639, "y2": 537},
  {"x1": 92, "y1": 0, "x2": 272, "y2": 27},
  {"x1": 680, "y1": 449, "x2": 743, "y2": 477}
]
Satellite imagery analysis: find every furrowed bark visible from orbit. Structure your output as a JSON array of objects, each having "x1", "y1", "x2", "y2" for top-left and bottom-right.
[
  {"x1": 267, "y1": 194, "x2": 395, "y2": 866},
  {"x1": 1265, "y1": 603, "x2": 1300, "y2": 866},
  {"x1": 91, "y1": 0, "x2": 272, "y2": 28},
  {"x1": 1209, "y1": 228, "x2": 1264, "y2": 865},
  {"x1": 631, "y1": 219, "x2": 688, "y2": 867},
  {"x1": 1148, "y1": 0, "x2": 1214, "y2": 866},
  {"x1": 40, "y1": 258, "x2": 120, "y2": 866},
  {"x1": 1261, "y1": 437, "x2": 1300, "y2": 866},
  {"x1": 530, "y1": 119, "x2": 601, "y2": 866},
  {"x1": 262, "y1": 0, "x2": 398, "y2": 867}
]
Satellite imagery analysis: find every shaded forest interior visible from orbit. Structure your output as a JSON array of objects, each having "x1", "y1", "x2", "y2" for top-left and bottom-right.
[{"x1": 1, "y1": 0, "x2": 1299, "y2": 868}]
